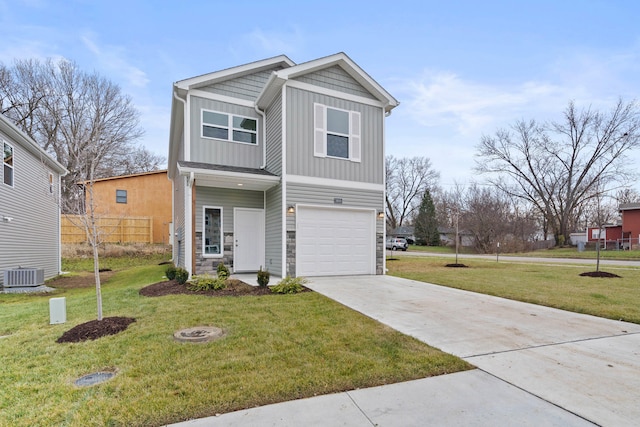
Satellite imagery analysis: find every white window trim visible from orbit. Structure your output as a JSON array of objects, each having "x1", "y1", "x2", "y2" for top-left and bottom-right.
[
  {"x1": 313, "y1": 103, "x2": 361, "y2": 163},
  {"x1": 202, "y1": 205, "x2": 223, "y2": 258},
  {"x1": 201, "y1": 108, "x2": 258, "y2": 146},
  {"x1": 3, "y1": 140, "x2": 14, "y2": 188}
]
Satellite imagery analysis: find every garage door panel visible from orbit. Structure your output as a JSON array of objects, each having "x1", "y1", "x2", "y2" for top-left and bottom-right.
[{"x1": 297, "y1": 207, "x2": 375, "y2": 276}]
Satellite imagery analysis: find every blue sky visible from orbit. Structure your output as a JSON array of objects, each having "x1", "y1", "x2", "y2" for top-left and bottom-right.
[{"x1": 2, "y1": 0, "x2": 639, "y2": 187}]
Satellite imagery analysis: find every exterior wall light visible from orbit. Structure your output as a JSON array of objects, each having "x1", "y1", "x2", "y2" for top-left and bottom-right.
[
  {"x1": 377, "y1": 211, "x2": 384, "y2": 219},
  {"x1": 287, "y1": 206, "x2": 295, "y2": 214},
  {"x1": 2, "y1": 216, "x2": 14, "y2": 223}
]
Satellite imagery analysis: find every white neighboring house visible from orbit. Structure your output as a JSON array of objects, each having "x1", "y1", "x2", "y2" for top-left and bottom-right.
[{"x1": 0, "y1": 113, "x2": 68, "y2": 288}]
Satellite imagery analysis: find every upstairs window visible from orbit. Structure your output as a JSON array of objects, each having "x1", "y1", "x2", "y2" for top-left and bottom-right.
[
  {"x1": 116, "y1": 189, "x2": 127, "y2": 204},
  {"x1": 202, "y1": 110, "x2": 257, "y2": 145},
  {"x1": 49, "y1": 173, "x2": 54, "y2": 194},
  {"x1": 314, "y1": 104, "x2": 361, "y2": 162},
  {"x1": 3, "y1": 141, "x2": 13, "y2": 187}
]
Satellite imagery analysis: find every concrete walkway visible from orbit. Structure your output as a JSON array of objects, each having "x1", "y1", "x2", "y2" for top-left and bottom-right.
[{"x1": 171, "y1": 274, "x2": 640, "y2": 426}]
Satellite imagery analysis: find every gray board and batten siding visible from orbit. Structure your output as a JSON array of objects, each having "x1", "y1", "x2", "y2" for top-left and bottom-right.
[
  {"x1": 199, "y1": 67, "x2": 286, "y2": 102},
  {"x1": 286, "y1": 183, "x2": 384, "y2": 234},
  {"x1": 264, "y1": 95, "x2": 283, "y2": 176},
  {"x1": 0, "y1": 124, "x2": 63, "y2": 286},
  {"x1": 285, "y1": 87, "x2": 384, "y2": 184},
  {"x1": 265, "y1": 184, "x2": 283, "y2": 276},
  {"x1": 194, "y1": 187, "x2": 264, "y2": 233},
  {"x1": 172, "y1": 174, "x2": 186, "y2": 269},
  {"x1": 294, "y1": 65, "x2": 378, "y2": 100},
  {"x1": 189, "y1": 96, "x2": 262, "y2": 169}
]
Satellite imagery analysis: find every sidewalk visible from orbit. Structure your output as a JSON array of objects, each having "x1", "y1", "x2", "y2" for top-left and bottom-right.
[{"x1": 169, "y1": 273, "x2": 640, "y2": 426}]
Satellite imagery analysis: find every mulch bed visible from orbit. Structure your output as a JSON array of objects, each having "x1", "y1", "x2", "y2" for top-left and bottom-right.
[
  {"x1": 445, "y1": 263, "x2": 468, "y2": 268},
  {"x1": 139, "y1": 279, "x2": 273, "y2": 297},
  {"x1": 57, "y1": 317, "x2": 136, "y2": 343},
  {"x1": 579, "y1": 271, "x2": 621, "y2": 278}
]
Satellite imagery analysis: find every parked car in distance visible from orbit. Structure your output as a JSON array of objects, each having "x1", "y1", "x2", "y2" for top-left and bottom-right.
[{"x1": 386, "y1": 237, "x2": 408, "y2": 251}]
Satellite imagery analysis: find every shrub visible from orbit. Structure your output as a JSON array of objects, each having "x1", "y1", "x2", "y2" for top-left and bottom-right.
[
  {"x1": 165, "y1": 264, "x2": 177, "y2": 281},
  {"x1": 216, "y1": 262, "x2": 230, "y2": 279},
  {"x1": 188, "y1": 274, "x2": 226, "y2": 291},
  {"x1": 174, "y1": 267, "x2": 189, "y2": 285},
  {"x1": 257, "y1": 267, "x2": 270, "y2": 287},
  {"x1": 270, "y1": 276, "x2": 308, "y2": 294}
]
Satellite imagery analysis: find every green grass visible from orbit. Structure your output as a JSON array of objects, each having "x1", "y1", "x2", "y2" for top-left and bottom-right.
[
  {"x1": 407, "y1": 244, "x2": 640, "y2": 260},
  {"x1": 515, "y1": 246, "x2": 640, "y2": 260},
  {"x1": 387, "y1": 256, "x2": 640, "y2": 323},
  {"x1": 0, "y1": 260, "x2": 470, "y2": 427}
]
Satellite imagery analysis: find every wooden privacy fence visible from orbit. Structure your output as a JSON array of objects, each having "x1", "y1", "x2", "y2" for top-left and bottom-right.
[{"x1": 61, "y1": 215, "x2": 153, "y2": 244}]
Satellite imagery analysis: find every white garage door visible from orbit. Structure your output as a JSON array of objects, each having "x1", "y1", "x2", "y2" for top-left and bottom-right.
[{"x1": 296, "y1": 206, "x2": 375, "y2": 276}]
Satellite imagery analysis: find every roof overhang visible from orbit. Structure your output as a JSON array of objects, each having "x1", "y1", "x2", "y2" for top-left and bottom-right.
[
  {"x1": 257, "y1": 52, "x2": 399, "y2": 113},
  {"x1": 177, "y1": 162, "x2": 280, "y2": 192},
  {"x1": 0, "y1": 114, "x2": 68, "y2": 176}
]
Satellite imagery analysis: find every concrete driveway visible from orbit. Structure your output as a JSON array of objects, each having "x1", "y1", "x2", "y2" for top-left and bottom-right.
[{"x1": 307, "y1": 275, "x2": 640, "y2": 426}]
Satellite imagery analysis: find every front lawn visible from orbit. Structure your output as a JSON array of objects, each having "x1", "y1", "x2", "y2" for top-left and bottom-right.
[
  {"x1": 388, "y1": 256, "x2": 640, "y2": 323},
  {"x1": 0, "y1": 261, "x2": 470, "y2": 427}
]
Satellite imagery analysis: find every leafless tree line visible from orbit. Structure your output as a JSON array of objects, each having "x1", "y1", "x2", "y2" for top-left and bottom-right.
[
  {"x1": 386, "y1": 100, "x2": 640, "y2": 253},
  {"x1": 0, "y1": 58, "x2": 164, "y2": 208}
]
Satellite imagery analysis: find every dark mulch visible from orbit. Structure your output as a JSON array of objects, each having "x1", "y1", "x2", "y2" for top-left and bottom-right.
[
  {"x1": 57, "y1": 317, "x2": 136, "y2": 343},
  {"x1": 445, "y1": 263, "x2": 468, "y2": 268},
  {"x1": 579, "y1": 271, "x2": 621, "y2": 278},
  {"x1": 139, "y1": 279, "x2": 273, "y2": 297},
  {"x1": 47, "y1": 271, "x2": 116, "y2": 289}
]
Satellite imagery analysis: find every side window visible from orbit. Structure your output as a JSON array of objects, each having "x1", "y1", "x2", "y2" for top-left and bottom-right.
[
  {"x1": 313, "y1": 104, "x2": 361, "y2": 162},
  {"x1": 116, "y1": 189, "x2": 127, "y2": 204},
  {"x1": 49, "y1": 173, "x2": 54, "y2": 194},
  {"x1": 202, "y1": 109, "x2": 257, "y2": 145},
  {"x1": 203, "y1": 206, "x2": 222, "y2": 256},
  {"x1": 3, "y1": 141, "x2": 14, "y2": 187}
]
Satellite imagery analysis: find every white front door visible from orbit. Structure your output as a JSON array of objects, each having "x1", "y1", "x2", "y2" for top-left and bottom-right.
[{"x1": 234, "y1": 208, "x2": 265, "y2": 272}]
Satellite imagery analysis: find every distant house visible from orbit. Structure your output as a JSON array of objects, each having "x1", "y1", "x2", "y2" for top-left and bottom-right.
[
  {"x1": 619, "y1": 203, "x2": 640, "y2": 248},
  {"x1": 588, "y1": 203, "x2": 640, "y2": 250},
  {"x1": 438, "y1": 226, "x2": 474, "y2": 247},
  {"x1": 390, "y1": 226, "x2": 415, "y2": 244},
  {"x1": 81, "y1": 170, "x2": 172, "y2": 244},
  {"x1": 0, "y1": 113, "x2": 67, "y2": 287},
  {"x1": 168, "y1": 53, "x2": 398, "y2": 277}
]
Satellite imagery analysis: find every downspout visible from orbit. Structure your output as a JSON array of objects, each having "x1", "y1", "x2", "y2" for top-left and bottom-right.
[
  {"x1": 281, "y1": 84, "x2": 288, "y2": 277},
  {"x1": 255, "y1": 104, "x2": 267, "y2": 169}
]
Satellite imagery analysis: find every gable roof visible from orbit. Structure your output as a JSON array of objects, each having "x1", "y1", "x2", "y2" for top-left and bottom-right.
[
  {"x1": 0, "y1": 113, "x2": 67, "y2": 175},
  {"x1": 174, "y1": 55, "x2": 295, "y2": 91},
  {"x1": 256, "y1": 52, "x2": 399, "y2": 113}
]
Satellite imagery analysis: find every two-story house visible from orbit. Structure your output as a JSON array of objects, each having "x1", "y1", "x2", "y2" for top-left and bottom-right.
[
  {"x1": 0, "y1": 113, "x2": 67, "y2": 288},
  {"x1": 168, "y1": 53, "x2": 398, "y2": 278}
]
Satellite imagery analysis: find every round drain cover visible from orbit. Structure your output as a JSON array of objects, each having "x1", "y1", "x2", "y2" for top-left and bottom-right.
[
  {"x1": 75, "y1": 371, "x2": 115, "y2": 387},
  {"x1": 174, "y1": 326, "x2": 225, "y2": 343}
]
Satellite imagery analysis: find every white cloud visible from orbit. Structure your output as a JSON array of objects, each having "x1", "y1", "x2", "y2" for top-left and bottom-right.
[
  {"x1": 81, "y1": 32, "x2": 149, "y2": 88},
  {"x1": 229, "y1": 26, "x2": 304, "y2": 59}
]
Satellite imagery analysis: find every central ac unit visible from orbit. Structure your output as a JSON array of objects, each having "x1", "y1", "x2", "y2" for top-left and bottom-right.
[{"x1": 3, "y1": 268, "x2": 45, "y2": 287}]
